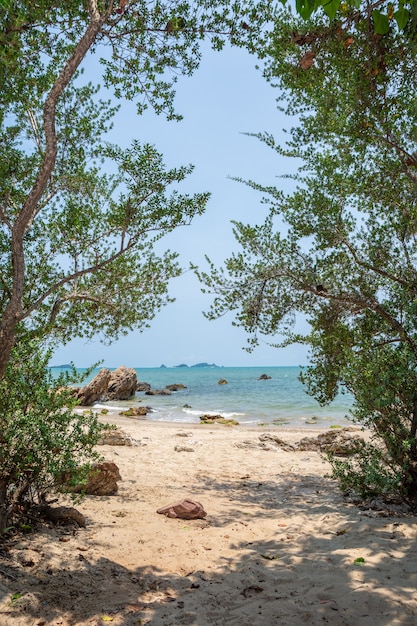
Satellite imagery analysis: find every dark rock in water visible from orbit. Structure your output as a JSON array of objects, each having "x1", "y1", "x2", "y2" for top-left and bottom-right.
[
  {"x1": 137, "y1": 381, "x2": 151, "y2": 392},
  {"x1": 145, "y1": 388, "x2": 172, "y2": 396},
  {"x1": 258, "y1": 373, "x2": 272, "y2": 380},
  {"x1": 200, "y1": 414, "x2": 239, "y2": 426},
  {"x1": 105, "y1": 366, "x2": 138, "y2": 400},
  {"x1": 166, "y1": 383, "x2": 187, "y2": 391},
  {"x1": 157, "y1": 498, "x2": 207, "y2": 519},
  {"x1": 76, "y1": 368, "x2": 112, "y2": 406},
  {"x1": 218, "y1": 378, "x2": 228, "y2": 385},
  {"x1": 120, "y1": 406, "x2": 149, "y2": 417}
]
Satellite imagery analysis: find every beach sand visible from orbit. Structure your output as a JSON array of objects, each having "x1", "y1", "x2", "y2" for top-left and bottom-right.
[{"x1": 1, "y1": 416, "x2": 417, "y2": 625}]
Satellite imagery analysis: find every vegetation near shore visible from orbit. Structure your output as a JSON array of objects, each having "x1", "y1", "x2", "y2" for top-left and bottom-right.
[
  {"x1": 198, "y1": 3, "x2": 417, "y2": 505},
  {"x1": 1, "y1": 0, "x2": 416, "y2": 532},
  {"x1": 0, "y1": 0, "x2": 276, "y2": 531}
]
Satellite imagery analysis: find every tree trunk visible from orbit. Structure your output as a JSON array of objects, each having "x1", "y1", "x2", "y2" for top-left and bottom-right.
[
  {"x1": 0, "y1": 479, "x2": 10, "y2": 534},
  {"x1": 0, "y1": 1, "x2": 110, "y2": 380}
]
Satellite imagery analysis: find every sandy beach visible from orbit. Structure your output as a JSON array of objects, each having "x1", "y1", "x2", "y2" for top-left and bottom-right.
[{"x1": 1, "y1": 416, "x2": 417, "y2": 625}]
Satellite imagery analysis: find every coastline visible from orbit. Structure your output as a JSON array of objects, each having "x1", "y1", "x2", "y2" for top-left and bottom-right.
[{"x1": 1, "y1": 417, "x2": 416, "y2": 625}]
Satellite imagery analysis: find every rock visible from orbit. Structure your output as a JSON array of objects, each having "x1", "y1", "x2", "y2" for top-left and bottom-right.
[
  {"x1": 174, "y1": 445, "x2": 195, "y2": 452},
  {"x1": 258, "y1": 433, "x2": 295, "y2": 452},
  {"x1": 97, "y1": 427, "x2": 134, "y2": 446},
  {"x1": 297, "y1": 428, "x2": 362, "y2": 456},
  {"x1": 258, "y1": 373, "x2": 272, "y2": 380},
  {"x1": 36, "y1": 505, "x2": 86, "y2": 527},
  {"x1": 76, "y1": 368, "x2": 112, "y2": 406},
  {"x1": 200, "y1": 414, "x2": 239, "y2": 426},
  {"x1": 145, "y1": 389, "x2": 172, "y2": 396},
  {"x1": 137, "y1": 382, "x2": 151, "y2": 392},
  {"x1": 119, "y1": 406, "x2": 149, "y2": 417},
  {"x1": 166, "y1": 383, "x2": 187, "y2": 391},
  {"x1": 105, "y1": 366, "x2": 138, "y2": 400},
  {"x1": 157, "y1": 498, "x2": 207, "y2": 520},
  {"x1": 64, "y1": 461, "x2": 122, "y2": 496},
  {"x1": 218, "y1": 379, "x2": 228, "y2": 385}
]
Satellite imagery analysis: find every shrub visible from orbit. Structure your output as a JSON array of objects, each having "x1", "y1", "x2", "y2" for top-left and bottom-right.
[{"x1": 0, "y1": 342, "x2": 104, "y2": 532}]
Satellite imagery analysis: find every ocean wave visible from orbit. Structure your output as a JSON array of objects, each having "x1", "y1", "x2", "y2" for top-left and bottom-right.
[{"x1": 182, "y1": 408, "x2": 245, "y2": 418}]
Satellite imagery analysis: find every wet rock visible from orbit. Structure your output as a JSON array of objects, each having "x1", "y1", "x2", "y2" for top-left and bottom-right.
[
  {"x1": 137, "y1": 381, "x2": 151, "y2": 392},
  {"x1": 166, "y1": 383, "x2": 187, "y2": 391},
  {"x1": 199, "y1": 414, "x2": 239, "y2": 426},
  {"x1": 258, "y1": 373, "x2": 272, "y2": 380},
  {"x1": 218, "y1": 379, "x2": 228, "y2": 385},
  {"x1": 145, "y1": 389, "x2": 172, "y2": 396},
  {"x1": 119, "y1": 406, "x2": 149, "y2": 417}
]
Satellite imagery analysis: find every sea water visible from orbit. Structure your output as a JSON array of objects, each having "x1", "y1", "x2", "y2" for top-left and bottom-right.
[{"x1": 55, "y1": 365, "x2": 353, "y2": 429}]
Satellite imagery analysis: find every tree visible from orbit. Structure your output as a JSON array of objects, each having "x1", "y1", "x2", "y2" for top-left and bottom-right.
[
  {"x1": 0, "y1": 0, "x2": 278, "y2": 531},
  {"x1": 0, "y1": 0, "x2": 276, "y2": 379},
  {"x1": 197, "y1": 5, "x2": 417, "y2": 505}
]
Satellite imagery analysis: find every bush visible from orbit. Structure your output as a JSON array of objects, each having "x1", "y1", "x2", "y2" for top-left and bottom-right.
[{"x1": 0, "y1": 342, "x2": 104, "y2": 532}]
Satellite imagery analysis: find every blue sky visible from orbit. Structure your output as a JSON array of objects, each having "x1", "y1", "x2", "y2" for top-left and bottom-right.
[{"x1": 52, "y1": 42, "x2": 310, "y2": 369}]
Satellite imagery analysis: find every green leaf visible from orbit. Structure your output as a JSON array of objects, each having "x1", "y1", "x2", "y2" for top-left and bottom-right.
[
  {"x1": 372, "y1": 9, "x2": 390, "y2": 34},
  {"x1": 322, "y1": 0, "x2": 340, "y2": 20},
  {"x1": 296, "y1": 0, "x2": 316, "y2": 19},
  {"x1": 354, "y1": 557, "x2": 366, "y2": 565},
  {"x1": 394, "y1": 7, "x2": 410, "y2": 29}
]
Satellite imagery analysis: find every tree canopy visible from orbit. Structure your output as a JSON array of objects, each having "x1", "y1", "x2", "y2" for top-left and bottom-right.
[
  {"x1": 0, "y1": 0, "x2": 276, "y2": 378},
  {"x1": 198, "y1": 5, "x2": 417, "y2": 504},
  {"x1": 293, "y1": 0, "x2": 417, "y2": 34},
  {"x1": 0, "y1": 0, "x2": 279, "y2": 531}
]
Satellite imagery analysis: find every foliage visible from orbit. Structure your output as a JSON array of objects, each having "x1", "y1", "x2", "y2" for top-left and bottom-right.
[
  {"x1": 0, "y1": 342, "x2": 103, "y2": 532},
  {"x1": 0, "y1": 0, "x2": 276, "y2": 378},
  {"x1": 198, "y1": 5, "x2": 417, "y2": 505},
  {"x1": 292, "y1": 0, "x2": 417, "y2": 34}
]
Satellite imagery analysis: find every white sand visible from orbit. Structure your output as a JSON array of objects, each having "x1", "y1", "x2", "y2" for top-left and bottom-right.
[{"x1": 1, "y1": 416, "x2": 417, "y2": 625}]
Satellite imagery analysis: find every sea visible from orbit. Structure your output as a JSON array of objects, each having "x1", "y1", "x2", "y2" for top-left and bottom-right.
[{"x1": 54, "y1": 365, "x2": 354, "y2": 429}]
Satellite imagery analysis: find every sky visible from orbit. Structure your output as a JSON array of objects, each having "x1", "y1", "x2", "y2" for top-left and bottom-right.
[{"x1": 52, "y1": 39, "x2": 310, "y2": 369}]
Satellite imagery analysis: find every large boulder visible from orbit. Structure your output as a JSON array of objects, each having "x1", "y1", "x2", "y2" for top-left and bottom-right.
[
  {"x1": 76, "y1": 368, "x2": 111, "y2": 406},
  {"x1": 105, "y1": 366, "x2": 138, "y2": 401}
]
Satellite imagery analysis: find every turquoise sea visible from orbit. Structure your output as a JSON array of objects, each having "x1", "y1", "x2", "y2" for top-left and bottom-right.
[{"x1": 58, "y1": 366, "x2": 354, "y2": 429}]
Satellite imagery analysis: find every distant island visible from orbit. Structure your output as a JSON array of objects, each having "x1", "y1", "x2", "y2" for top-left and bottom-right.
[
  {"x1": 50, "y1": 364, "x2": 72, "y2": 369},
  {"x1": 160, "y1": 362, "x2": 221, "y2": 369}
]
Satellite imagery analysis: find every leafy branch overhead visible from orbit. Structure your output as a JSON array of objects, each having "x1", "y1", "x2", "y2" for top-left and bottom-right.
[
  {"x1": 294, "y1": 0, "x2": 417, "y2": 34},
  {"x1": 198, "y1": 3, "x2": 417, "y2": 505},
  {"x1": 0, "y1": 0, "x2": 277, "y2": 378}
]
